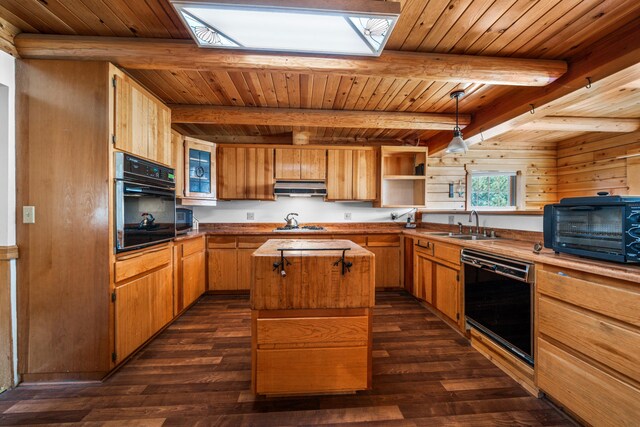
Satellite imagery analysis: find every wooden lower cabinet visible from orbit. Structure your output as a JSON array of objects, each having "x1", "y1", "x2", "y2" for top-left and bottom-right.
[
  {"x1": 207, "y1": 236, "x2": 268, "y2": 291},
  {"x1": 114, "y1": 264, "x2": 173, "y2": 363},
  {"x1": 237, "y1": 248, "x2": 256, "y2": 290},
  {"x1": 536, "y1": 264, "x2": 640, "y2": 425},
  {"x1": 435, "y1": 264, "x2": 459, "y2": 322},
  {"x1": 413, "y1": 246, "x2": 434, "y2": 303},
  {"x1": 174, "y1": 236, "x2": 206, "y2": 311},
  {"x1": 412, "y1": 238, "x2": 462, "y2": 328},
  {"x1": 368, "y1": 246, "x2": 401, "y2": 288}
]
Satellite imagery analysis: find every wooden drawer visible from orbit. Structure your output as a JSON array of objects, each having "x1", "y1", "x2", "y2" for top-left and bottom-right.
[
  {"x1": 256, "y1": 316, "x2": 368, "y2": 347},
  {"x1": 343, "y1": 235, "x2": 367, "y2": 245},
  {"x1": 537, "y1": 338, "x2": 640, "y2": 426},
  {"x1": 115, "y1": 246, "x2": 172, "y2": 283},
  {"x1": 207, "y1": 236, "x2": 236, "y2": 249},
  {"x1": 237, "y1": 236, "x2": 269, "y2": 249},
  {"x1": 538, "y1": 295, "x2": 640, "y2": 382},
  {"x1": 414, "y1": 239, "x2": 434, "y2": 256},
  {"x1": 181, "y1": 236, "x2": 205, "y2": 257},
  {"x1": 433, "y1": 241, "x2": 460, "y2": 265},
  {"x1": 537, "y1": 268, "x2": 639, "y2": 327},
  {"x1": 256, "y1": 346, "x2": 368, "y2": 394},
  {"x1": 367, "y1": 234, "x2": 400, "y2": 247}
]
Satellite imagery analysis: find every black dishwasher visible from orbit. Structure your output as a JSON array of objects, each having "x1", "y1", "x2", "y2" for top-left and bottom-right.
[{"x1": 462, "y1": 249, "x2": 535, "y2": 366}]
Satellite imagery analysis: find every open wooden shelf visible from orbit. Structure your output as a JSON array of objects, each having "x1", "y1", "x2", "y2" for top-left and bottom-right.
[{"x1": 377, "y1": 146, "x2": 428, "y2": 208}]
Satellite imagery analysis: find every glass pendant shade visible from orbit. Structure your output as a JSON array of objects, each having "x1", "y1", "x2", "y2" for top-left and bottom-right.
[
  {"x1": 446, "y1": 90, "x2": 467, "y2": 154},
  {"x1": 446, "y1": 130, "x2": 467, "y2": 154}
]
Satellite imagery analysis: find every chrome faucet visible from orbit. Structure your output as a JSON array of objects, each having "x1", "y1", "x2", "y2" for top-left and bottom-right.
[{"x1": 469, "y1": 210, "x2": 480, "y2": 234}]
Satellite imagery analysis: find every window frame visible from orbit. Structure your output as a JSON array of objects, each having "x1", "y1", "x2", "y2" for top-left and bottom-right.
[{"x1": 465, "y1": 166, "x2": 525, "y2": 211}]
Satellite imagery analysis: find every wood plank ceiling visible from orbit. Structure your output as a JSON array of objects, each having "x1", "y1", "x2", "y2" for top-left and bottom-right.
[{"x1": 2, "y1": 0, "x2": 640, "y2": 147}]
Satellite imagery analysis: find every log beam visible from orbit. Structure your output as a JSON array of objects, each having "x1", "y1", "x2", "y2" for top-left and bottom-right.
[
  {"x1": 426, "y1": 17, "x2": 640, "y2": 153},
  {"x1": 177, "y1": 133, "x2": 404, "y2": 146},
  {"x1": 14, "y1": 34, "x2": 566, "y2": 87},
  {"x1": 170, "y1": 105, "x2": 471, "y2": 130},
  {"x1": 519, "y1": 117, "x2": 640, "y2": 133}
]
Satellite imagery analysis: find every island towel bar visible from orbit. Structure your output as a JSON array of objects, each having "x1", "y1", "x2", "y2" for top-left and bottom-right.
[{"x1": 272, "y1": 247, "x2": 353, "y2": 276}]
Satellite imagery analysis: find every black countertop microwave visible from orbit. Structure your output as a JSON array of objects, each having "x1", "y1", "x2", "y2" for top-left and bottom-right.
[{"x1": 543, "y1": 195, "x2": 640, "y2": 263}]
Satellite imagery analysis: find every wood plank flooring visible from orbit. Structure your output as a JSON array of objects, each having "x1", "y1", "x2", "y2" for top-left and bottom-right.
[{"x1": 0, "y1": 291, "x2": 576, "y2": 426}]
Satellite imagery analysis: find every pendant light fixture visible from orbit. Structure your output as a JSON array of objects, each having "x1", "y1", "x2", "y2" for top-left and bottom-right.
[{"x1": 445, "y1": 90, "x2": 467, "y2": 154}]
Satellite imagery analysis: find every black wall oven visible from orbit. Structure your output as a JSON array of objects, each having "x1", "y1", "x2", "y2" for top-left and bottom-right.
[
  {"x1": 115, "y1": 153, "x2": 176, "y2": 252},
  {"x1": 543, "y1": 195, "x2": 640, "y2": 263},
  {"x1": 462, "y1": 249, "x2": 535, "y2": 366}
]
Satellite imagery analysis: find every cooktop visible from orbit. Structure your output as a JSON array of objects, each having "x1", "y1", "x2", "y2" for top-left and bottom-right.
[{"x1": 273, "y1": 225, "x2": 326, "y2": 232}]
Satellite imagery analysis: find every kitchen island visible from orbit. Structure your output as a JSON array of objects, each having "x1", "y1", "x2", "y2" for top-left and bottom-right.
[{"x1": 250, "y1": 239, "x2": 375, "y2": 395}]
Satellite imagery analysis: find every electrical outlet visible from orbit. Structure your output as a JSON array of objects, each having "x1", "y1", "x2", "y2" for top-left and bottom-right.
[
  {"x1": 448, "y1": 215, "x2": 455, "y2": 224},
  {"x1": 23, "y1": 206, "x2": 35, "y2": 224},
  {"x1": 246, "y1": 212, "x2": 255, "y2": 220},
  {"x1": 390, "y1": 212, "x2": 399, "y2": 220},
  {"x1": 344, "y1": 212, "x2": 352, "y2": 220}
]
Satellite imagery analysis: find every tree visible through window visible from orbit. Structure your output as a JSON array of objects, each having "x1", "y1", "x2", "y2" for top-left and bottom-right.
[{"x1": 470, "y1": 172, "x2": 517, "y2": 208}]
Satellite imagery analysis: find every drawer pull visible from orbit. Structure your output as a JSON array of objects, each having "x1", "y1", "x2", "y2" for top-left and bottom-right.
[{"x1": 417, "y1": 241, "x2": 431, "y2": 249}]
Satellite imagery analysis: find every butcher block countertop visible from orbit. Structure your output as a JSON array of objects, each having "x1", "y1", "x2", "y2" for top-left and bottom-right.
[
  {"x1": 252, "y1": 238, "x2": 372, "y2": 257},
  {"x1": 404, "y1": 230, "x2": 640, "y2": 283}
]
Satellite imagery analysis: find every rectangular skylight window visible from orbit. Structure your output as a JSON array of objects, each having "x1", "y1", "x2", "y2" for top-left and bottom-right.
[{"x1": 170, "y1": 0, "x2": 400, "y2": 56}]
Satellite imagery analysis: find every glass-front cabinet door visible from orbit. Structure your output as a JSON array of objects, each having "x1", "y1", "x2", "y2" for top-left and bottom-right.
[{"x1": 183, "y1": 137, "x2": 216, "y2": 203}]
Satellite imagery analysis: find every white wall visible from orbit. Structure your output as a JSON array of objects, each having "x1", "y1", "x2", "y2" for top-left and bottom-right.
[
  {"x1": 422, "y1": 212, "x2": 543, "y2": 232},
  {"x1": 0, "y1": 50, "x2": 17, "y2": 386},
  {"x1": 191, "y1": 198, "x2": 410, "y2": 224},
  {"x1": 0, "y1": 52, "x2": 15, "y2": 246}
]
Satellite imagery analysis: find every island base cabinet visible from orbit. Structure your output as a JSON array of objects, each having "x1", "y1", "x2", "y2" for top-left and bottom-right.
[
  {"x1": 114, "y1": 264, "x2": 173, "y2": 363},
  {"x1": 256, "y1": 346, "x2": 368, "y2": 395},
  {"x1": 252, "y1": 311, "x2": 371, "y2": 396}
]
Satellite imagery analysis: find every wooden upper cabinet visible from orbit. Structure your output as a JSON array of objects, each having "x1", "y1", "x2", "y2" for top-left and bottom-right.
[
  {"x1": 113, "y1": 73, "x2": 172, "y2": 167},
  {"x1": 352, "y1": 149, "x2": 377, "y2": 200},
  {"x1": 327, "y1": 149, "x2": 376, "y2": 201},
  {"x1": 275, "y1": 148, "x2": 326, "y2": 180},
  {"x1": 275, "y1": 149, "x2": 301, "y2": 179},
  {"x1": 218, "y1": 146, "x2": 275, "y2": 200},
  {"x1": 183, "y1": 137, "x2": 216, "y2": 203}
]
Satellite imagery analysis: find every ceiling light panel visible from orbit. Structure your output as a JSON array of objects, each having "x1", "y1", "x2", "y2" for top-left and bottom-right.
[{"x1": 170, "y1": 0, "x2": 400, "y2": 56}]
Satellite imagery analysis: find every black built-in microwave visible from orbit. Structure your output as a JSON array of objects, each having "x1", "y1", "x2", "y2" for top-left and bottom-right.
[{"x1": 543, "y1": 195, "x2": 640, "y2": 263}]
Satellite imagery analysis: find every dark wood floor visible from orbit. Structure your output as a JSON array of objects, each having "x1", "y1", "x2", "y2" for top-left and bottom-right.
[{"x1": 0, "y1": 291, "x2": 575, "y2": 426}]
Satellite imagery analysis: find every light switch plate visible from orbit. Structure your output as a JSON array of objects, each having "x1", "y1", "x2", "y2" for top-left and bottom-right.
[
  {"x1": 344, "y1": 213, "x2": 352, "y2": 220},
  {"x1": 246, "y1": 212, "x2": 255, "y2": 220},
  {"x1": 23, "y1": 206, "x2": 35, "y2": 224}
]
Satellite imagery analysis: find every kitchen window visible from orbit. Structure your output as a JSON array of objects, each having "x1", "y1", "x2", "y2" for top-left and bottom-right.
[{"x1": 468, "y1": 171, "x2": 520, "y2": 210}]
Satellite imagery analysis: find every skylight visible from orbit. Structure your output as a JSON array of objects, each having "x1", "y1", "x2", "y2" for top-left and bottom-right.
[{"x1": 170, "y1": 0, "x2": 401, "y2": 56}]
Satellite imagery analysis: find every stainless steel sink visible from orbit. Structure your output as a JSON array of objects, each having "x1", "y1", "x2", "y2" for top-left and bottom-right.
[
  {"x1": 422, "y1": 232, "x2": 466, "y2": 237},
  {"x1": 449, "y1": 234, "x2": 496, "y2": 241}
]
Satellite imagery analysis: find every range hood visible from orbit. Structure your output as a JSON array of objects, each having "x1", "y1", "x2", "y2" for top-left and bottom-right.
[{"x1": 274, "y1": 180, "x2": 327, "y2": 197}]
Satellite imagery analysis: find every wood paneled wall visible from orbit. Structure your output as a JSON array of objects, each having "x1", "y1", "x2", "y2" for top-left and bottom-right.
[
  {"x1": 426, "y1": 140, "x2": 558, "y2": 210},
  {"x1": 0, "y1": 246, "x2": 18, "y2": 391},
  {"x1": 557, "y1": 131, "x2": 640, "y2": 199}
]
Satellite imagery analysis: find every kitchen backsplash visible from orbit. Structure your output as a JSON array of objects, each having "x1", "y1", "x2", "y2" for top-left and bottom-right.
[{"x1": 188, "y1": 198, "x2": 544, "y2": 232}]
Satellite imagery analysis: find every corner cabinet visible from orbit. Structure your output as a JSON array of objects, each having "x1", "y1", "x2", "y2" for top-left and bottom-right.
[
  {"x1": 377, "y1": 146, "x2": 428, "y2": 207},
  {"x1": 113, "y1": 73, "x2": 172, "y2": 166},
  {"x1": 184, "y1": 137, "x2": 217, "y2": 205}
]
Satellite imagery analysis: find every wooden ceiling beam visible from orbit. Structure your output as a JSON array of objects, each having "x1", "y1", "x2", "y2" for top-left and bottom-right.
[
  {"x1": 425, "y1": 17, "x2": 640, "y2": 153},
  {"x1": 170, "y1": 105, "x2": 471, "y2": 130},
  {"x1": 14, "y1": 34, "x2": 567, "y2": 86},
  {"x1": 519, "y1": 117, "x2": 640, "y2": 133},
  {"x1": 180, "y1": 133, "x2": 405, "y2": 146}
]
